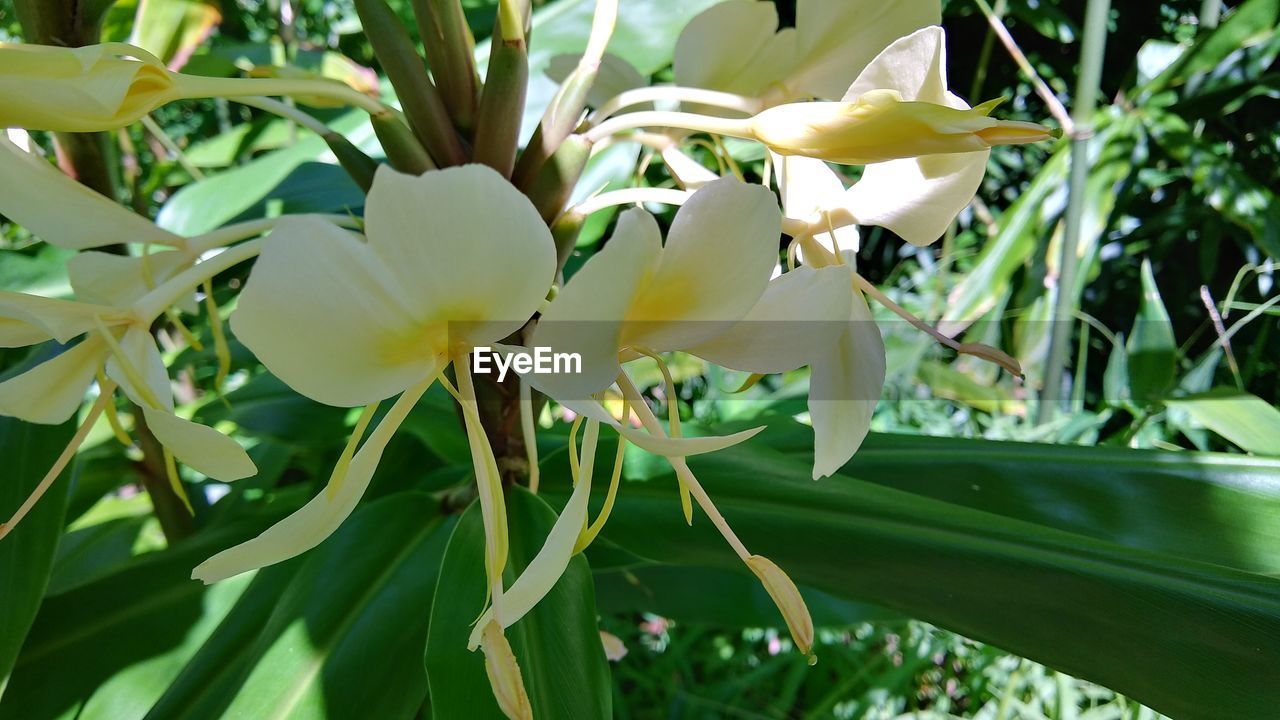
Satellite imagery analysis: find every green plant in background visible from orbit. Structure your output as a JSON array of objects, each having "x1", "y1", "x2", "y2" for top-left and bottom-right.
[{"x1": 0, "y1": 1, "x2": 1276, "y2": 719}]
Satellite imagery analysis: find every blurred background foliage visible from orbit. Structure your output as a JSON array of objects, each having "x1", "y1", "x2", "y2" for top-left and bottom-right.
[{"x1": 0, "y1": 0, "x2": 1277, "y2": 718}]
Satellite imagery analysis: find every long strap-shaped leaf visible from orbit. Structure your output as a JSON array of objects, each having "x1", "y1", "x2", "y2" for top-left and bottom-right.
[{"x1": 545, "y1": 437, "x2": 1280, "y2": 720}]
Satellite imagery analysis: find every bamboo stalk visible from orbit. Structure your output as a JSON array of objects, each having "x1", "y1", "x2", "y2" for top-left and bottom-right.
[{"x1": 1037, "y1": 0, "x2": 1112, "y2": 424}]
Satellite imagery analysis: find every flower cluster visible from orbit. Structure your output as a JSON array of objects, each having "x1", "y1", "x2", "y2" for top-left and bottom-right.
[{"x1": 0, "y1": 1, "x2": 1051, "y2": 716}]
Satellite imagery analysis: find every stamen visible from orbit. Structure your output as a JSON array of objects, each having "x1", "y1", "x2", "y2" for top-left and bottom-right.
[
  {"x1": 328, "y1": 401, "x2": 382, "y2": 500},
  {"x1": 727, "y1": 372, "x2": 766, "y2": 395},
  {"x1": 634, "y1": 349, "x2": 692, "y2": 525},
  {"x1": 163, "y1": 447, "x2": 195, "y2": 515},
  {"x1": 519, "y1": 379, "x2": 540, "y2": 493},
  {"x1": 567, "y1": 415, "x2": 584, "y2": 487},
  {"x1": 710, "y1": 134, "x2": 744, "y2": 182},
  {"x1": 823, "y1": 210, "x2": 843, "y2": 258},
  {"x1": 202, "y1": 280, "x2": 231, "y2": 396},
  {"x1": 575, "y1": 406, "x2": 628, "y2": 553},
  {"x1": 166, "y1": 308, "x2": 204, "y2": 351},
  {"x1": 96, "y1": 366, "x2": 134, "y2": 445},
  {"x1": 455, "y1": 356, "x2": 511, "y2": 622},
  {"x1": 0, "y1": 383, "x2": 117, "y2": 540},
  {"x1": 850, "y1": 272, "x2": 1024, "y2": 377}
]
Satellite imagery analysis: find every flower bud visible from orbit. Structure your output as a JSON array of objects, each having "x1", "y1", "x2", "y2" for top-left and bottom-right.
[
  {"x1": 750, "y1": 90, "x2": 1055, "y2": 165},
  {"x1": 480, "y1": 620, "x2": 533, "y2": 720},
  {"x1": 0, "y1": 43, "x2": 177, "y2": 132},
  {"x1": 746, "y1": 554, "x2": 815, "y2": 658}
]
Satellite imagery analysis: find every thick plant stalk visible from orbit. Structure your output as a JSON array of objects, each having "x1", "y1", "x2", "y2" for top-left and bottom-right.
[
  {"x1": 472, "y1": 11, "x2": 528, "y2": 177},
  {"x1": 1038, "y1": 0, "x2": 1112, "y2": 424},
  {"x1": 355, "y1": 0, "x2": 467, "y2": 166},
  {"x1": 412, "y1": 0, "x2": 481, "y2": 134},
  {"x1": 512, "y1": 0, "x2": 618, "y2": 189}
]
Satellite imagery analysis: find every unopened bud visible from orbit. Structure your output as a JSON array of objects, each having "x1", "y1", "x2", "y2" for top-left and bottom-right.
[
  {"x1": 750, "y1": 91, "x2": 1053, "y2": 166},
  {"x1": 746, "y1": 555, "x2": 814, "y2": 658}
]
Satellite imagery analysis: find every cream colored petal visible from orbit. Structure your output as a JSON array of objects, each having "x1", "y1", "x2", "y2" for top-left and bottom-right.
[
  {"x1": 774, "y1": 152, "x2": 860, "y2": 255},
  {"x1": 661, "y1": 145, "x2": 718, "y2": 189},
  {"x1": 106, "y1": 325, "x2": 174, "y2": 411},
  {"x1": 142, "y1": 407, "x2": 255, "y2": 481},
  {"x1": 627, "y1": 178, "x2": 781, "y2": 351},
  {"x1": 842, "y1": 151, "x2": 988, "y2": 246},
  {"x1": 192, "y1": 372, "x2": 436, "y2": 583},
  {"x1": 468, "y1": 421, "x2": 600, "y2": 650},
  {"x1": 527, "y1": 209, "x2": 661, "y2": 400},
  {"x1": 0, "y1": 291, "x2": 116, "y2": 345},
  {"x1": 0, "y1": 137, "x2": 185, "y2": 250},
  {"x1": 363, "y1": 165, "x2": 556, "y2": 348},
  {"x1": 838, "y1": 27, "x2": 988, "y2": 246},
  {"x1": 790, "y1": 0, "x2": 939, "y2": 100},
  {"x1": 673, "y1": 0, "x2": 784, "y2": 96},
  {"x1": 67, "y1": 250, "x2": 191, "y2": 306},
  {"x1": 0, "y1": 336, "x2": 104, "y2": 424},
  {"x1": 690, "y1": 266, "x2": 851, "y2": 373},
  {"x1": 230, "y1": 216, "x2": 429, "y2": 408},
  {"x1": 808, "y1": 289, "x2": 885, "y2": 479}
]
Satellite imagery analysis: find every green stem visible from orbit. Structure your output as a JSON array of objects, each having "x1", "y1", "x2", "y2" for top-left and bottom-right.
[
  {"x1": 1037, "y1": 0, "x2": 1111, "y2": 425},
  {"x1": 411, "y1": 0, "x2": 481, "y2": 133},
  {"x1": 472, "y1": 14, "x2": 528, "y2": 178}
]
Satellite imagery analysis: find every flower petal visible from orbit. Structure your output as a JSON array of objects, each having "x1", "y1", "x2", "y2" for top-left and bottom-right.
[
  {"x1": 0, "y1": 291, "x2": 117, "y2": 345},
  {"x1": 774, "y1": 152, "x2": 860, "y2": 254},
  {"x1": 627, "y1": 177, "x2": 781, "y2": 350},
  {"x1": 142, "y1": 407, "x2": 256, "y2": 481},
  {"x1": 230, "y1": 216, "x2": 429, "y2": 407},
  {"x1": 840, "y1": 28, "x2": 988, "y2": 246},
  {"x1": 528, "y1": 209, "x2": 661, "y2": 400},
  {"x1": 790, "y1": 0, "x2": 939, "y2": 100},
  {"x1": 673, "y1": 0, "x2": 788, "y2": 97},
  {"x1": 192, "y1": 372, "x2": 436, "y2": 583},
  {"x1": 106, "y1": 325, "x2": 174, "y2": 411},
  {"x1": 0, "y1": 337, "x2": 104, "y2": 424},
  {"x1": 556, "y1": 396, "x2": 765, "y2": 458},
  {"x1": 808, "y1": 288, "x2": 885, "y2": 478},
  {"x1": 67, "y1": 250, "x2": 191, "y2": 306},
  {"x1": 690, "y1": 265, "x2": 852, "y2": 373},
  {"x1": 0, "y1": 136, "x2": 185, "y2": 249},
  {"x1": 363, "y1": 165, "x2": 556, "y2": 348}
]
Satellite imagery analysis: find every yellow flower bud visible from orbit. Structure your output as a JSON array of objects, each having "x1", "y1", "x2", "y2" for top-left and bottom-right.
[
  {"x1": 750, "y1": 90, "x2": 1056, "y2": 165},
  {"x1": 746, "y1": 554, "x2": 815, "y2": 658},
  {"x1": 0, "y1": 43, "x2": 177, "y2": 132},
  {"x1": 480, "y1": 620, "x2": 533, "y2": 720}
]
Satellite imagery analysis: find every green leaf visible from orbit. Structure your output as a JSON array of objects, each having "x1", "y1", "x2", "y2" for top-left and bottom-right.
[
  {"x1": 1143, "y1": 0, "x2": 1280, "y2": 97},
  {"x1": 128, "y1": 0, "x2": 221, "y2": 70},
  {"x1": 1126, "y1": 258, "x2": 1177, "y2": 403},
  {"x1": 0, "y1": 414, "x2": 74, "y2": 690},
  {"x1": 753, "y1": 421, "x2": 1280, "y2": 575},
  {"x1": 1166, "y1": 389, "x2": 1280, "y2": 456},
  {"x1": 542, "y1": 438, "x2": 1280, "y2": 720},
  {"x1": 171, "y1": 493, "x2": 453, "y2": 720},
  {"x1": 426, "y1": 487, "x2": 611, "y2": 720}
]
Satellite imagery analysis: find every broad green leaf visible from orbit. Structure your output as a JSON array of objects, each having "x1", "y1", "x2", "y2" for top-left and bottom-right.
[
  {"x1": 426, "y1": 487, "x2": 611, "y2": 720},
  {"x1": 1143, "y1": 0, "x2": 1280, "y2": 97},
  {"x1": 753, "y1": 421, "x2": 1280, "y2": 575},
  {"x1": 1126, "y1": 259, "x2": 1177, "y2": 403},
  {"x1": 542, "y1": 439, "x2": 1280, "y2": 720},
  {"x1": 129, "y1": 0, "x2": 222, "y2": 70},
  {"x1": 197, "y1": 493, "x2": 452, "y2": 720},
  {"x1": 0, "y1": 414, "x2": 74, "y2": 690},
  {"x1": 1166, "y1": 389, "x2": 1280, "y2": 456},
  {"x1": 194, "y1": 373, "x2": 351, "y2": 446}
]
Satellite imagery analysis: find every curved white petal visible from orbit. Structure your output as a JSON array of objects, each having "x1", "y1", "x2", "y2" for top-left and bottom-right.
[
  {"x1": 628, "y1": 178, "x2": 781, "y2": 351},
  {"x1": 790, "y1": 0, "x2": 939, "y2": 100},
  {"x1": 192, "y1": 372, "x2": 436, "y2": 583},
  {"x1": 67, "y1": 250, "x2": 191, "y2": 306},
  {"x1": 0, "y1": 336, "x2": 104, "y2": 424},
  {"x1": 690, "y1": 265, "x2": 851, "y2": 373},
  {"x1": 528, "y1": 209, "x2": 661, "y2": 400},
  {"x1": 106, "y1": 325, "x2": 173, "y2": 411},
  {"x1": 142, "y1": 407, "x2": 256, "y2": 481},
  {"x1": 363, "y1": 165, "x2": 556, "y2": 348},
  {"x1": 808, "y1": 289, "x2": 885, "y2": 479},
  {"x1": 231, "y1": 216, "x2": 429, "y2": 408},
  {"x1": 839, "y1": 28, "x2": 988, "y2": 246},
  {"x1": 0, "y1": 291, "x2": 117, "y2": 345},
  {"x1": 673, "y1": 0, "x2": 787, "y2": 96},
  {"x1": 0, "y1": 136, "x2": 185, "y2": 250},
  {"x1": 775, "y1": 153, "x2": 860, "y2": 255}
]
